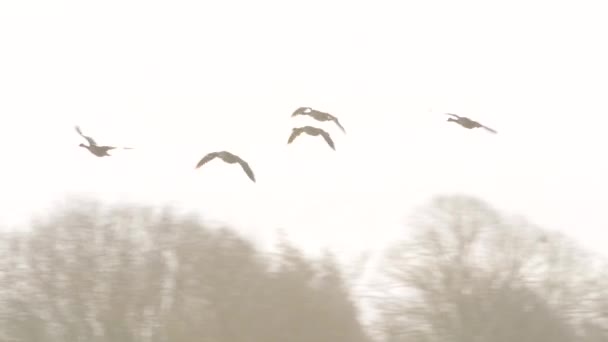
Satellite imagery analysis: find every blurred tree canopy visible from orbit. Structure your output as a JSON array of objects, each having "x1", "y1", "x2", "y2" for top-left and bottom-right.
[
  {"x1": 0, "y1": 199, "x2": 371, "y2": 342},
  {"x1": 0, "y1": 195, "x2": 606, "y2": 342},
  {"x1": 371, "y1": 195, "x2": 608, "y2": 342}
]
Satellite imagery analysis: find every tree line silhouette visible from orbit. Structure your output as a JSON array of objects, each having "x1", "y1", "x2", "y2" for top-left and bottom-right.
[{"x1": 0, "y1": 195, "x2": 606, "y2": 341}]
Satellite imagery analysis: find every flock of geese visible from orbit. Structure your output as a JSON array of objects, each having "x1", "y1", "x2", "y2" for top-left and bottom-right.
[{"x1": 75, "y1": 108, "x2": 496, "y2": 183}]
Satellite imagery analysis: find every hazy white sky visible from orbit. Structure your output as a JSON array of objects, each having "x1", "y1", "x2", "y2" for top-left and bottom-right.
[{"x1": 1, "y1": 0, "x2": 607, "y2": 260}]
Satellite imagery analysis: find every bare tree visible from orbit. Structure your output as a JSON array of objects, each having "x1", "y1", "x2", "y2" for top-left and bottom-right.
[{"x1": 372, "y1": 195, "x2": 606, "y2": 342}]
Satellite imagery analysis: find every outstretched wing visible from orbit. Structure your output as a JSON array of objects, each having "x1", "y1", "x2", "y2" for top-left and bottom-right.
[
  {"x1": 332, "y1": 117, "x2": 346, "y2": 133},
  {"x1": 319, "y1": 129, "x2": 336, "y2": 150},
  {"x1": 481, "y1": 125, "x2": 497, "y2": 134},
  {"x1": 236, "y1": 157, "x2": 256, "y2": 182},
  {"x1": 445, "y1": 113, "x2": 461, "y2": 119},
  {"x1": 287, "y1": 129, "x2": 303, "y2": 144},
  {"x1": 195, "y1": 152, "x2": 218, "y2": 169},
  {"x1": 291, "y1": 107, "x2": 310, "y2": 117},
  {"x1": 313, "y1": 111, "x2": 347, "y2": 133},
  {"x1": 75, "y1": 125, "x2": 97, "y2": 146},
  {"x1": 98, "y1": 146, "x2": 117, "y2": 152}
]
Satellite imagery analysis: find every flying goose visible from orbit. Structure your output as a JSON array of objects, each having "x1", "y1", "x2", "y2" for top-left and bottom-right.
[
  {"x1": 445, "y1": 114, "x2": 497, "y2": 134},
  {"x1": 195, "y1": 151, "x2": 256, "y2": 183},
  {"x1": 291, "y1": 107, "x2": 346, "y2": 133},
  {"x1": 287, "y1": 126, "x2": 335, "y2": 150},
  {"x1": 75, "y1": 126, "x2": 133, "y2": 157}
]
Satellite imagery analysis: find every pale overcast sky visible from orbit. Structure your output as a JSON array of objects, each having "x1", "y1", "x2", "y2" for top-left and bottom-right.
[{"x1": 1, "y1": 0, "x2": 607, "y2": 261}]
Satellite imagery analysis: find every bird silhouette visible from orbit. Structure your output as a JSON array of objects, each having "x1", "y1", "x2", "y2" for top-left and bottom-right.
[
  {"x1": 291, "y1": 107, "x2": 346, "y2": 133},
  {"x1": 75, "y1": 126, "x2": 133, "y2": 157},
  {"x1": 445, "y1": 114, "x2": 497, "y2": 134},
  {"x1": 287, "y1": 126, "x2": 335, "y2": 150},
  {"x1": 195, "y1": 151, "x2": 256, "y2": 182}
]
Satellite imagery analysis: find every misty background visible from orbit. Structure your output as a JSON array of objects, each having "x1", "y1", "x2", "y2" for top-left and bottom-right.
[
  {"x1": 0, "y1": 196, "x2": 606, "y2": 341},
  {"x1": 1, "y1": 0, "x2": 608, "y2": 341}
]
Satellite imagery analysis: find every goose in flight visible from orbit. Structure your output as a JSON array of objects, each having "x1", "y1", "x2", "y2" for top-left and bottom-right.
[
  {"x1": 287, "y1": 126, "x2": 335, "y2": 150},
  {"x1": 445, "y1": 114, "x2": 497, "y2": 134},
  {"x1": 291, "y1": 107, "x2": 346, "y2": 133},
  {"x1": 195, "y1": 151, "x2": 256, "y2": 183},
  {"x1": 75, "y1": 126, "x2": 133, "y2": 157}
]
